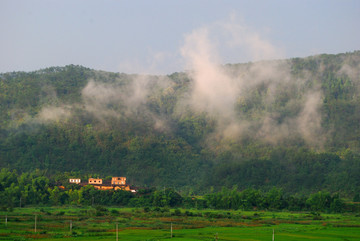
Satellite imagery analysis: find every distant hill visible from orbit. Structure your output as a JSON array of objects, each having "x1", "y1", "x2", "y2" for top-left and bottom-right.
[{"x1": 0, "y1": 51, "x2": 359, "y2": 195}]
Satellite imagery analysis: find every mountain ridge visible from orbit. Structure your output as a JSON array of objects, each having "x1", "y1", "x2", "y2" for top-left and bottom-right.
[{"x1": 0, "y1": 51, "x2": 359, "y2": 195}]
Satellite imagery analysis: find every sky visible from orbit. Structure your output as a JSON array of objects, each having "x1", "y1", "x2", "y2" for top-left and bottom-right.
[{"x1": 1, "y1": 0, "x2": 359, "y2": 74}]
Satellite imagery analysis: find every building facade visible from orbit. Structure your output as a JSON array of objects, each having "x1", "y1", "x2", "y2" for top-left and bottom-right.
[
  {"x1": 111, "y1": 177, "x2": 126, "y2": 185},
  {"x1": 69, "y1": 178, "x2": 81, "y2": 184},
  {"x1": 88, "y1": 178, "x2": 103, "y2": 184},
  {"x1": 66, "y1": 176, "x2": 136, "y2": 192}
]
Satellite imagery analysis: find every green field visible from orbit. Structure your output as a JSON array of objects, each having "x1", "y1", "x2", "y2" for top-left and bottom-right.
[{"x1": 1, "y1": 207, "x2": 360, "y2": 240}]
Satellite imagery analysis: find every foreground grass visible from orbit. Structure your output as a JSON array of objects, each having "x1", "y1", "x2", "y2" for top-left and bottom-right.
[{"x1": 0, "y1": 207, "x2": 360, "y2": 240}]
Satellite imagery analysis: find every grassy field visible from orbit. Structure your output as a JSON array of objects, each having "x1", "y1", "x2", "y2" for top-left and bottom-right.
[{"x1": 0, "y1": 206, "x2": 360, "y2": 240}]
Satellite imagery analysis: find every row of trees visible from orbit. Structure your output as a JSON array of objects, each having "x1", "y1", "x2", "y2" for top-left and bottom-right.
[
  {"x1": 0, "y1": 169, "x2": 356, "y2": 213},
  {"x1": 204, "y1": 187, "x2": 346, "y2": 213}
]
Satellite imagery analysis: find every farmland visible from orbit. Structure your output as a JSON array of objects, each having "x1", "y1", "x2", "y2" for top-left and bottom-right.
[{"x1": 1, "y1": 206, "x2": 360, "y2": 240}]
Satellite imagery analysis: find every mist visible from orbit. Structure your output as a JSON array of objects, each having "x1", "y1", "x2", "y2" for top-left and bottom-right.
[
  {"x1": 178, "y1": 19, "x2": 325, "y2": 147},
  {"x1": 32, "y1": 17, "x2": 336, "y2": 148}
]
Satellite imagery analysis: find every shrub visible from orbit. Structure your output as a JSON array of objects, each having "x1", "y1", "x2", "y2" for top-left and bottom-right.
[
  {"x1": 173, "y1": 209, "x2": 181, "y2": 216},
  {"x1": 111, "y1": 209, "x2": 119, "y2": 215},
  {"x1": 56, "y1": 211, "x2": 65, "y2": 216}
]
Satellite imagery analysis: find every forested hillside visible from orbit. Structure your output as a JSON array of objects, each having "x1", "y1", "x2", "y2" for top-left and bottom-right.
[{"x1": 0, "y1": 51, "x2": 359, "y2": 195}]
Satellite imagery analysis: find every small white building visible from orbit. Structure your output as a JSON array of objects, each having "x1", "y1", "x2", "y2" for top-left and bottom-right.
[{"x1": 69, "y1": 178, "x2": 81, "y2": 184}]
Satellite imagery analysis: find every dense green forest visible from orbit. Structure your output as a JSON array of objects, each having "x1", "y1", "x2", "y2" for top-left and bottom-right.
[{"x1": 0, "y1": 51, "x2": 360, "y2": 196}]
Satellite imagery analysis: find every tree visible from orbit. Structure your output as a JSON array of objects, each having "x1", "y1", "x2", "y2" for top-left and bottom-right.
[{"x1": 306, "y1": 191, "x2": 332, "y2": 212}]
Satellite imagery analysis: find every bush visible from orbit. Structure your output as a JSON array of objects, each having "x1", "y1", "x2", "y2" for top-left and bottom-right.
[
  {"x1": 95, "y1": 205, "x2": 108, "y2": 212},
  {"x1": 111, "y1": 209, "x2": 119, "y2": 215},
  {"x1": 185, "y1": 210, "x2": 193, "y2": 216},
  {"x1": 173, "y1": 209, "x2": 181, "y2": 216},
  {"x1": 56, "y1": 211, "x2": 65, "y2": 216}
]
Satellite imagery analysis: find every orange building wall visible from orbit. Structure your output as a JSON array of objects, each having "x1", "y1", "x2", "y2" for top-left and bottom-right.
[
  {"x1": 114, "y1": 185, "x2": 130, "y2": 191},
  {"x1": 93, "y1": 185, "x2": 114, "y2": 190},
  {"x1": 88, "y1": 178, "x2": 103, "y2": 184},
  {"x1": 111, "y1": 177, "x2": 126, "y2": 185}
]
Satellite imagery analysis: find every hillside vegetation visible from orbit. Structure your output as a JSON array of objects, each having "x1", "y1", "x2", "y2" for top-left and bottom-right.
[{"x1": 0, "y1": 51, "x2": 360, "y2": 195}]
